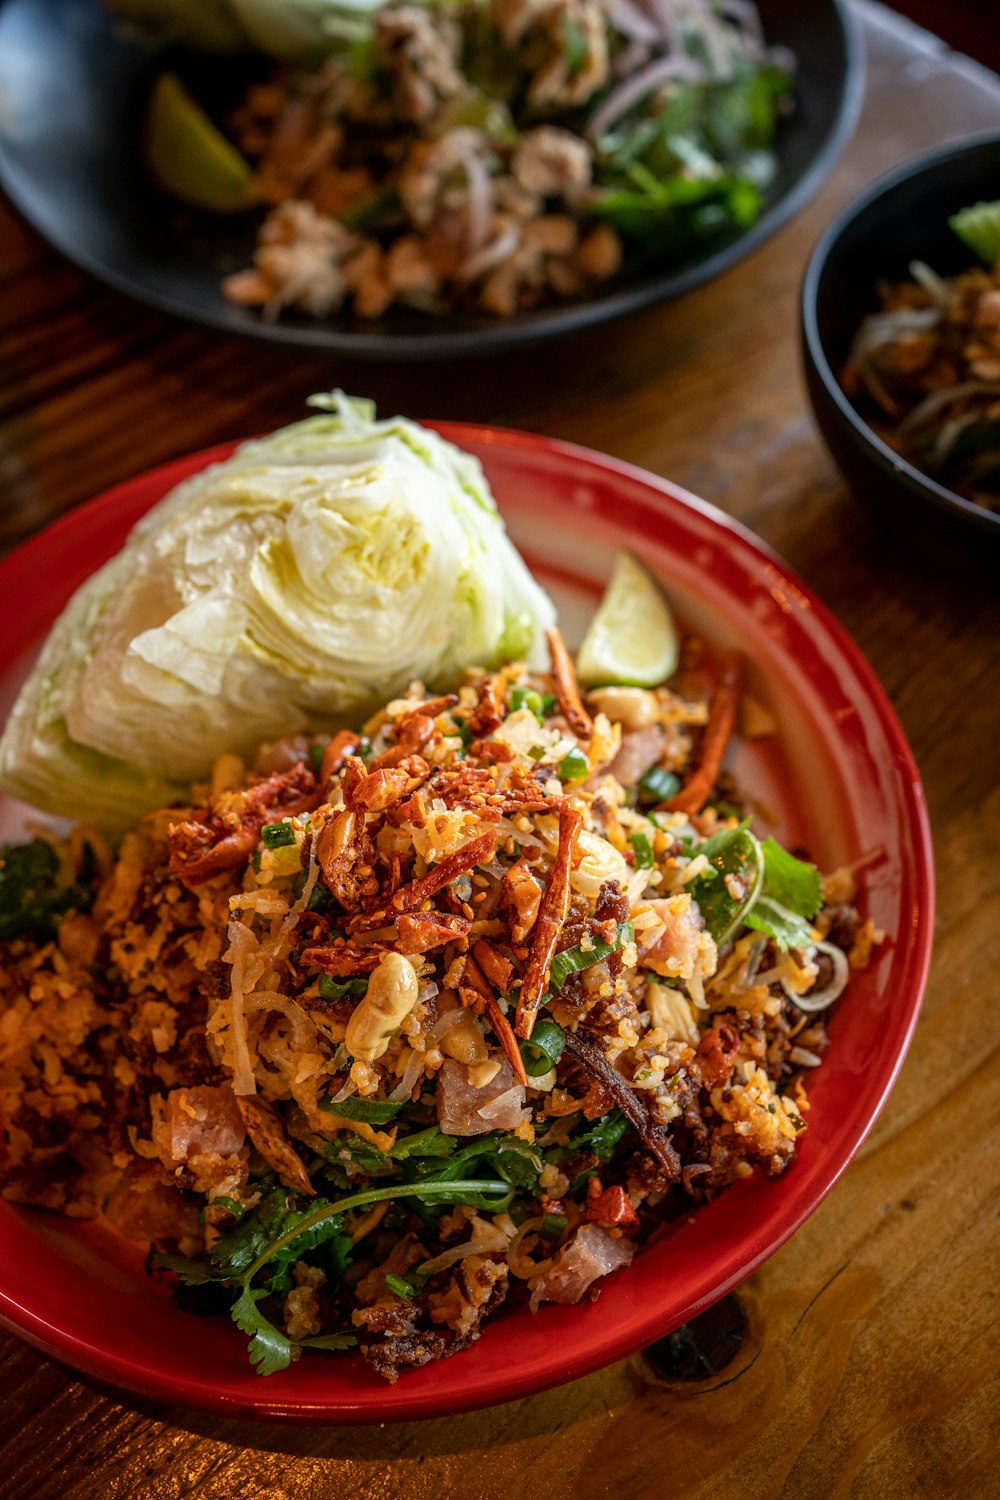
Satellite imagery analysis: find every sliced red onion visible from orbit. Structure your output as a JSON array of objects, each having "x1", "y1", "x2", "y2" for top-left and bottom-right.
[
  {"x1": 721, "y1": 0, "x2": 764, "y2": 48},
  {"x1": 427, "y1": 1007, "x2": 468, "y2": 1045},
  {"x1": 613, "y1": 37, "x2": 655, "y2": 78},
  {"x1": 899, "y1": 382, "x2": 1000, "y2": 435},
  {"x1": 461, "y1": 227, "x2": 521, "y2": 283},
  {"x1": 783, "y1": 940, "x2": 849, "y2": 1013},
  {"x1": 461, "y1": 148, "x2": 494, "y2": 254},
  {"x1": 587, "y1": 53, "x2": 704, "y2": 141},
  {"x1": 328, "y1": 1075, "x2": 358, "y2": 1105},
  {"x1": 389, "y1": 1047, "x2": 426, "y2": 1102},
  {"x1": 607, "y1": 0, "x2": 664, "y2": 45}
]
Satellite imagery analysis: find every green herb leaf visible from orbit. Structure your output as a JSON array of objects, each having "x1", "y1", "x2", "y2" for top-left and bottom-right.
[
  {"x1": 689, "y1": 823, "x2": 764, "y2": 945},
  {"x1": 390, "y1": 1125, "x2": 459, "y2": 1161},
  {"x1": 231, "y1": 1286, "x2": 293, "y2": 1377},
  {"x1": 638, "y1": 766, "x2": 681, "y2": 805},
  {"x1": 759, "y1": 837, "x2": 822, "y2": 919},
  {"x1": 385, "y1": 1273, "x2": 416, "y2": 1300},
  {"x1": 745, "y1": 900, "x2": 813, "y2": 952},
  {"x1": 298, "y1": 1331, "x2": 357, "y2": 1352},
  {"x1": 156, "y1": 1251, "x2": 225, "y2": 1285}
]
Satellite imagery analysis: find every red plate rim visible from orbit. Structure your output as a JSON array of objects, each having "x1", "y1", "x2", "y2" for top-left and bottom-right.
[{"x1": 0, "y1": 423, "x2": 935, "y2": 1422}]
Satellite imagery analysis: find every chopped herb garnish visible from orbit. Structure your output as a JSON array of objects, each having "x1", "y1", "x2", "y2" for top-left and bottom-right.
[
  {"x1": 539, "y1": 1211, "x2": 568, "y2": 1242},
  {"x1": 318, "y1": 974, "x2": 368, "y2": 1002},
  {"x1": 261, "y1": 822, "x2": 296, "y2": 849},
  {"x1": 518, "y1": 1017, "x2": 566, "y2": 1075},
  {"x1": 319, "y1": 1094, "x2": 404, "y2": 1124},
  {"x1": 558, "y1": 747, "x2": 589, "y2": 782},
  {"x1": 385, "y1": 1273, "x2": 416, "y2": 1300},
  {"x1": 549, "y1": 921, "x2": 634, "y2": 990},
  {"x1": 638, "y1": 766, "x2": 681, "y2": 804},
  {"x1": 629, "y1": 831, "x2": 655, "y2": 868}
]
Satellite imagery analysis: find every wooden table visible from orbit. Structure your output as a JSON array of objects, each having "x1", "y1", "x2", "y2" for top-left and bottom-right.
[{"x1": 1, "y1": 4, "x2": 998, "y2": 1495}]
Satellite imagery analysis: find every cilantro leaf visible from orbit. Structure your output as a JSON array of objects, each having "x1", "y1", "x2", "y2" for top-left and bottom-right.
[
  {"x1": 741, "y1": 838, "x2": 823, "y2": 951},
  {"x1": 156, "y1": 1252, "x2": 225, "y2": 1285},
  {"x1": 299, "y1": 1332, "x2": 357, "y2": 1352},
  {"x1": 689, "y1": 823, "x2": 763, "y2": 945},
  {"x1": 231, "y1": 1286, "x2": 293, "y2": 1377},
  {"x1": 759, "y1": 837, "x2": 823, "y2": 919},
  {"x1": 745, "y1": 901, "x2": 814, "y2": 952},
  {"x1": 390, "y1": 1126, "x2": 459, "y2": 1161}
]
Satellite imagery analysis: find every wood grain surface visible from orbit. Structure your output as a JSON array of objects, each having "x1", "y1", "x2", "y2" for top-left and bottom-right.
[{"x1": 0, "y1": 3, "x2": 998, "y2": 1497}]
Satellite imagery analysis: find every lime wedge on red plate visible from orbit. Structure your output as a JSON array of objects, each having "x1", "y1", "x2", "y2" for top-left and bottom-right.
[
  {"x1": 576, "y1": 551, "x2": 678, "y2": 687},
  {"x1": 144, "y1": 72, "x2": 257, "y2": 214}
]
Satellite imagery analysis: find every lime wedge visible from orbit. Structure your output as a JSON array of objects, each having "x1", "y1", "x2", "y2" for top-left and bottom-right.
[
  {"x1": 144, "y1": 72, "x2": 257, "y2": 214},
  {"x1": 949, "y1": 199, "x2": 1000, "y2": 266},
  {"x1": 576, "y1": 551, "x2": 678, "y2": 687}
]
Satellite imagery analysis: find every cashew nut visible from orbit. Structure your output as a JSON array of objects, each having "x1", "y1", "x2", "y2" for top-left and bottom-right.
[
  {"x1": 587, "y1": 687, "x2": 661, "y2": 731},
  {"x1": 345, "y1": 952, "x2": 420, "y2": 1062}
]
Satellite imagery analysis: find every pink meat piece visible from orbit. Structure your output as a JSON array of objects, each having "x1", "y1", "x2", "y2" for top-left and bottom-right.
[
  {"x1": 436, "y1": 1057, "x2": 527, "y2": 1136},
  {"x1": 530, "y1": 1223, "x2": 635, "y2": 1308},
  {"x1": 254, "y1": 735, "x2": 313, "y2": 774},
  {"x1": 608, "y1": 726, "x2": 665, "y2": 789},
  {"x1": 637, "y1": 894, "x2": 705, "y2": 980},
  {"x1": 167, "y1": 1084, "x2": 246, "y2": 1163}
]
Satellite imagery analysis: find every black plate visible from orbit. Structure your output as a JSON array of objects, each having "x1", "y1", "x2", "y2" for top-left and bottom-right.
[
  {"x1": 801, "y1": 132, "x2": 1000, "y2": 551},
  {"x1": 0, "y1": 0, "x2": 862, "y2": 359}
]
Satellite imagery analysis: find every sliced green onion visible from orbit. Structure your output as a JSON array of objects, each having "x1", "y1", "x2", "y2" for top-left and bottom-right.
[
  {"x1": 518, "y1": 1018, "x2": 566, "y2": 1076},
  {"x1": 510, "y1": 686, "x2": 543, "y2": 720},
  {"x1": 385, "y1": 1274, "x2": 416, "y2": 1300},
  {"x1": 638, "y1": 766, "x2": 681, "y2": 804},
  {"x1": 558, "y1": 747, "x2": 589, "y2": 782},
  {"x1": 261, "y1": 822, "x2": 296, "y2": 849},
  {"x1": 308, "y1": 742, "x2": 324, "y2": 773},
  {"x1": 528, "y1": 745, "x2": 547, "y2": 761},
  {"x1": 629, "y1": 831, "x2": 655, "y2": 869},
  {"x1": 549, "y1": 921, "x2": 634, "y2": 991},
  {"x1": 317, "y1": 974, "x2": 368, "y2": 1002},
  {"x1": 539, "y1": 1211, "x2": 569, "y2": 1243},
  {"x1": 319, "y1": 1094, "x2": 403, "y2": 1123},
  {"x1": 209, "y1": 1195, "x2": 245, "y2": 1220}
]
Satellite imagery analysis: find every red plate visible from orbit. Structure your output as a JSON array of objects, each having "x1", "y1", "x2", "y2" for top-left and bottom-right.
[{"x1": 0, "y1": 425, "x2": 934, "y2": 1421}]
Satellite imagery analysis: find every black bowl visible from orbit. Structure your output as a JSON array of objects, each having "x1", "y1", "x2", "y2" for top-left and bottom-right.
[
  {"x1": 0, "y1": 0, "x2": 862, "y2": 360},
  {"x1": 801, "y1": 132, "x2": 1000, "y2": 549}
]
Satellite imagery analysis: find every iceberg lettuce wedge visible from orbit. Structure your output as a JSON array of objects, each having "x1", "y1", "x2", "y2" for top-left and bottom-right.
[{"x1": 0, "y1": 395, "x2": 554, "y2": 831}]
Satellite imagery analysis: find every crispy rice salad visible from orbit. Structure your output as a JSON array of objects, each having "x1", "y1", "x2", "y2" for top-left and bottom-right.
[{"x1": 0, "y1": 627, "x2": 880, "y2": 1381}]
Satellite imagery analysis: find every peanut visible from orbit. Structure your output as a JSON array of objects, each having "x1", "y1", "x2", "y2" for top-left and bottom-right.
[{"x1": 345, "y1": 952, "x2": 419, "y2": 1063}]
